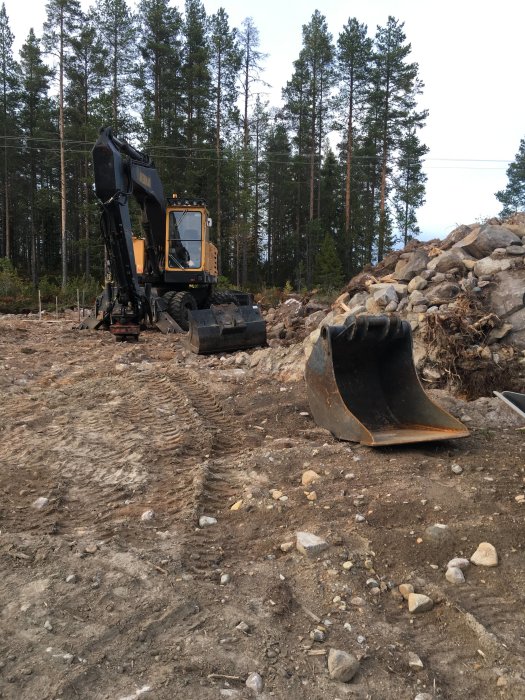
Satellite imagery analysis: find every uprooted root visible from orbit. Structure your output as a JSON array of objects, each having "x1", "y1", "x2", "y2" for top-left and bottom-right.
[{"x1": 422, "y1": 294, "x2": 522, "y2": 400}]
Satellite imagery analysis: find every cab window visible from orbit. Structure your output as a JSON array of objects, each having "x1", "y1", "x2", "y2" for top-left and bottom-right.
[{"x1": 168, "y1": 210, "x2": 202, "y2": 269}]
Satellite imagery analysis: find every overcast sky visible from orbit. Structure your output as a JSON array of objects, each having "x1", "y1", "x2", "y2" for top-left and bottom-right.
[{"x1": 4, "y1": 0, "x2": 524, "y2": 240}]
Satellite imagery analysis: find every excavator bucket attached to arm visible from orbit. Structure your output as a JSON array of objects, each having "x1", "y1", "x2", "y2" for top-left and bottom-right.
[
  {"x1": 305, "y1": 314, "x2": 469, "y2": 446},
  {"x1": 187, "y1": 303, "x2": 267, "y2": 354}
]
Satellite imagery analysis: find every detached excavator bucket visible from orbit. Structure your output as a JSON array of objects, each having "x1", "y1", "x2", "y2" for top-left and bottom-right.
[
  {"x1": 187, "y1": 303, "x2": 266, "y2": 354},
  {"x1": 305, "y1": 315, "x2": 469, "y2": 446}
]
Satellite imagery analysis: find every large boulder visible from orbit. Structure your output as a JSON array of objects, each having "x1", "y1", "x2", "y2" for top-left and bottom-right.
[
  {"x1": 426, "y1": 281, "x2": 461, "y2": 305},
  {"x1": 488, "y1": 270, "x2": 525, "y2": 318},
  {"x1": 507, "y1": 307, "x2": 525, "y2": 348},
  {"x1": 393, "y1": 249, "x2": 430, "y2": 281},
  {"x1": 473, "y1": 257, "x2": 513, "y2": 276},
  {"x1": 455, "y1": 224, "x2": 521, "y2": 259},
  {"x1": 427, "y1": 249, "x2": 469, "y2": 273}
]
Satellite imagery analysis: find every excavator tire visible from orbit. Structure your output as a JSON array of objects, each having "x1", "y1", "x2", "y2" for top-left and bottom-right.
[
  {"x1": 167, "y1": 291, "x2": 198, "y2": 331},
  {"x1": 210, "y1": 291, "x2": 238, "y2": 305}
]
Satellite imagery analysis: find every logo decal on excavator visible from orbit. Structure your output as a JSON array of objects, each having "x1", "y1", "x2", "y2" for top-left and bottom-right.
[{"x1": 138, "y1": 171, "x2": 151, "y2": 189}]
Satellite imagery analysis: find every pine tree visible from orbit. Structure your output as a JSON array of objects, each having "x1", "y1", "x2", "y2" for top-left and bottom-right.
[
  {"x1": 369, "y1": 16, "x2": 425, "y2": 260},
  {"x1": 237, "y1": 17, "x2": 266, "y2": 286},
  {"x1": 496, "y1": 138, "x2": 525, "y2": 216},
  {"x1": 181, "y1": 0, "x2": 211, "y2": 195},
  {"x1": 137, "y1": 0, "x2": 183, "y2": 182},
  {"x1": 93, "y1": 0, "x2": 138, "y2": 135},
  {"x1": 0, "y1": 3, "x2": 20, "y2": 260},
  {"x1": 43, "y1": 0, "x2": 82, "y2": 288},
  {"x1": 336, "y1": 18, "x2": 371, "y2": 276},
  {"x1": 393, "y1": 120, "x2": 428, "y2": 244},
  {"x1": 19, "y1": 29, "x2": 54, "y2": 285},
  {"x1": 208, "y1": 7, "x2": 240, "y2": 272},
  {"x1": 65, "y1": 8, "x2": 108, "y2": 277}
]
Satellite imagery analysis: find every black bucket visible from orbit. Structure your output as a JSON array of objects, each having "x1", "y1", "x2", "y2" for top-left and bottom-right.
[
  {"x1": 187, "y1": 303, "x2": 267, "y2": 354},
  {"x1": 305, "y1": 314, "x2": 469, "y2": 446}
]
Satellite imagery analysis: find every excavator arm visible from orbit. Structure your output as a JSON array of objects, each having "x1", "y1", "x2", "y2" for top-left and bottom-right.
[{"x1": 91, "y1": 127, "x2": 168, "y2": 336}]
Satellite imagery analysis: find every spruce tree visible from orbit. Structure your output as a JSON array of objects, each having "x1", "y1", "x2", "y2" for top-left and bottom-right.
[{"x1": 496, "y1": 138, "x2": 525, "y2": 216}]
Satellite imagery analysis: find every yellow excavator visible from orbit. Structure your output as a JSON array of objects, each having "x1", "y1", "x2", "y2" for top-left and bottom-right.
[{"x1": 81, "y1": 127, "x2": 266, "y2": 354}]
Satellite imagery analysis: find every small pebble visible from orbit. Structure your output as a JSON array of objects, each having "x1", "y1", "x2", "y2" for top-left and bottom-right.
[
  {"x1": 408, "y1": 651, "x2": 424, "y2": 670},
  {"x1": 141, "y1": 509, "x2": 155, "y2": 522},
  {"x1": 65, "y1": 574, "x2": 77, "y2": 584},
  {"x1": 44, "y1": 620, "x2": 53, "y2": 632},
  {"x1": 399, "y1": 583, "x2": 414, "y2": 600},
  {"x1": 447, "y1": 557, "x2": 470, "y2": 570},
  {"x1": 355, "y1": 514, "x2": 366, "y2": 523},
  {"x1": 199, "y1": 516, "x2": 217, "y2": 527},
  {"x1": 408, "y1": 593, "x2": 433, "y2": 613},
  {"x1": 451, "y1": 463, "x2": 463, "y2": 474},
  {"x1": 32, "y1": 497, "x2": 49, "y2": 510},
  {"x1": 220, "y1": 574, "x2": 231, "y2": 585},
  {"x1": 245, "y1": 672, "x2": 264, "y2": 694},
  {"x1": 445, "y1": 566, "x2": 465, "y2": 584}
]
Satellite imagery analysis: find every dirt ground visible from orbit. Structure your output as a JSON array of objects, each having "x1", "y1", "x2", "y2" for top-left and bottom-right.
[{"x1": 1, "y1": 315, "x2": 524, "y2": 700}]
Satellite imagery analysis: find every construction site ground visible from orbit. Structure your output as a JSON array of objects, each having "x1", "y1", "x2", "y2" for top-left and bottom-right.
[{"x1": 1, "y1": 315, "x2": 524, "y2": 700}]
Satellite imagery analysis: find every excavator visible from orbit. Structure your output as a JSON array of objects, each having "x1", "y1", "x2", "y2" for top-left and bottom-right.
[{"x1": 81, "y1": 127, "x2": 266, "y2": 353}]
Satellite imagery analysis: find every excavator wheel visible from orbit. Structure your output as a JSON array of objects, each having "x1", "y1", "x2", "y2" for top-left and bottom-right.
[
  {"x1": 210, "y1": 291, "x2": 238, "y2": 305},
  {"x1": 168, "y1": 291, "x2": 198, "y2": 331}
]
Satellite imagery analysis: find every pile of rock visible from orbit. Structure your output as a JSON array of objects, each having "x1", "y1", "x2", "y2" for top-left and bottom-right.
[
  {"x1": 263, "y1": 297, "x2": 328, "y2": 345},
  {"x1": 303, "y1": 215, "x2": 525, "y2": 395}
]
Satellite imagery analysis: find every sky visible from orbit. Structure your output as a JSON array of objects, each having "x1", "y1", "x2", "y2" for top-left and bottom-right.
[{"x1": 3, "y1": 0, "x2": 525, "y2": 241}]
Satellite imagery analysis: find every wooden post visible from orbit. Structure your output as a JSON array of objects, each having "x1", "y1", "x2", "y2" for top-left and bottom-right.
[
  {"x1": 82, "y1": 289, "x2": 85, "y2": 317},
  {"x1": 38, "y1": 289, "x2": 42, "y2": 320},
  {"x1": 56, "y1": 296, "x2": 58, "y2": 319},
  {"x1": 77, "y1": 288, "x2": 80, "y2": 323}
]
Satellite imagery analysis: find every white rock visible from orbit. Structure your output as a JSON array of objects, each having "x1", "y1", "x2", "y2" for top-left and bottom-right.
[
  {"x1": 445, "y1": 567, "x2": 465, "y2": 584},
  {"x1": 301, "y1": 469, "x2": 321, "y2": 486},
  {"x1": 141, "y1": 509, "x2": 155, "y2": 522},
  {"x1": 408, "y1": 651, "x2": 424, "y2": 670},
  {"x1": 296, "y1": 531, "x2": 329, "y2": 557},
  {"x1": 327, "y1": 648, "x2": 360, "y2": 682},
  {"x1": 408, "y1": 593, "x2": 433, "y2": 613},
  {"x1": 32, "y1": 496, "x2": 49, "y2": 510},
  {"x1": 245, "y1": 672, "x2": 264, "y2": 694},
  {"x1": 199, "y1": 515, "x2": 217, "y2": 528},
  {"x1": 447, "y1": 557, "x2": 470, "y2": 570},
  {"x1": 470, "y1": 542, "x2": 498, "y2": 567}
]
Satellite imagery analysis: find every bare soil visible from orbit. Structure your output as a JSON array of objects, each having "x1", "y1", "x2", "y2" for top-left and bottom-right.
[{"x1": 1, "y1": 316, "x2": 524, "y2": 700}]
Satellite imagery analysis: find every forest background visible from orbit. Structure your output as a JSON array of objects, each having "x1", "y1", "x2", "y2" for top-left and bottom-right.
[{"x1": 0, "y1": 0, "x2": 522, "y2": 307}]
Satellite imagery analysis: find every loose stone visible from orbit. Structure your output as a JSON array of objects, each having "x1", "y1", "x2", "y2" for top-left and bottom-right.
[
  {"x1": 408, "y1": 652, "x2": 424, "y2": 670},
  {"x1": 245, "y1": 672, "x2": 264, "y2": 694},
  {"x1": 408, "y1": 593, "x2": 433, "y2": 613},
  {"x1": 447, "y1": 557, "x2": 470, "y2": 570},
  {"x1": 399, "y1": 583, "x2": 414, "y2": 600},
  {"x1": 471, "y1": 542, "x2": 498, "y2": 567},
  {"x1": 296, "y1": 531, "x2": 329, "y2": 557},
  {"x1": 445, "y1": 567, "x2": 465, "y2": 584},
  {"x1": 327, "y1": 648, "x2": 360, "y2": 682},
  {"x1": 199, "y1": 516, "x2": 217, "y2": 527}
]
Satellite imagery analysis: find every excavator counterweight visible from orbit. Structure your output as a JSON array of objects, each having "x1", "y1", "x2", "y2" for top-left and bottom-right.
[{"x1": 305, "y1": 315, "x2": 469, "y2": 446}]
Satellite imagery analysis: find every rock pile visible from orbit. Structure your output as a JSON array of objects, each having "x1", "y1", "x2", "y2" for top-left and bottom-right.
[{"x1": 303, "y1": 214, "x2": 525, "y2": 398}]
